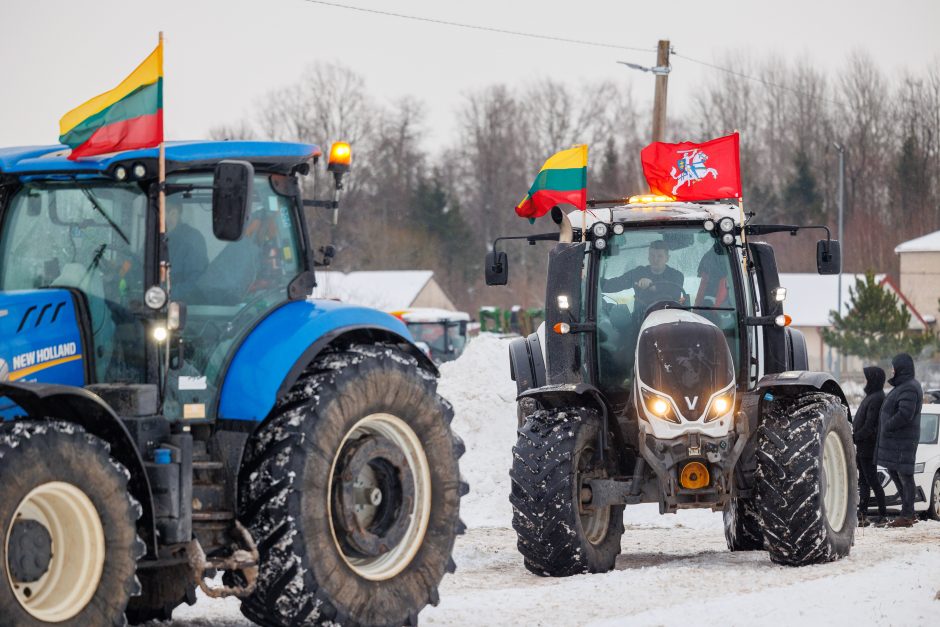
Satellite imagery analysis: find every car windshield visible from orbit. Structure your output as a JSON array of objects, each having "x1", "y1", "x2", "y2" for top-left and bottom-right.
[
  {"x1": 594, "y1": 225, "x2": 740, "y2": 399},
  {"x1": 0, "y1": 181, "x2": 149, "y2": 382}
]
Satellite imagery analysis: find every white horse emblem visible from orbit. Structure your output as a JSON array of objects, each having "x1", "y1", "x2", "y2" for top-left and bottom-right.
[{"x1": 670, "y1": 148, "x2": 718, "y2": 195}]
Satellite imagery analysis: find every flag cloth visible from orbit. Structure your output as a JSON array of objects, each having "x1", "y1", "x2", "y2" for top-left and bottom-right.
[
  {"x1": 641, "y1": 133, "x2": 741, "y2": 201},
  {"x1": 59, "y1": 42, "x2": 163, "y2": 160},
  {"x1": 515, "y1": 144, "x2": 588, "y2": 219}
]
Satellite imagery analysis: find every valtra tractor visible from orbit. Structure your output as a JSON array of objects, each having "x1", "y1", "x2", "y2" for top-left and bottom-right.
[
  {"x1": 0, "y1": 140, "x2": 464, "y2": 626},
  {"x1": 486, "y1": 195, "x2": 856, "y2": 575}
]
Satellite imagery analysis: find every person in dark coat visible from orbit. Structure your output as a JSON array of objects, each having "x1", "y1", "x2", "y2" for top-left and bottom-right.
[
  {"x1": 876, "y1": 353, "x2": 923, "y2": 527},
  {"x1": 854, "y1": 366, "x2": 887, "y2": 525}
]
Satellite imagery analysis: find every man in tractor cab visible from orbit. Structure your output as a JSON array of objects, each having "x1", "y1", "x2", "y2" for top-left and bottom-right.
[
  {"x1": 166, "y1": 195, "x2": 208, "y2": 293},
  {"x1": 601, "y1": 240, "x2": 686, "y2": 312}
]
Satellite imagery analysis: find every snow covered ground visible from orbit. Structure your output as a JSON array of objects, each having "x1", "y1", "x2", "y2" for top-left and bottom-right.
[{"x1": 159, "y1": 334, "x2": 940, "y2": 626}]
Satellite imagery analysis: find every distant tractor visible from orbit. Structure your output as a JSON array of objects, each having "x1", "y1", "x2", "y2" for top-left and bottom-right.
[
  {"x1": 0, "y1": 141, "x2": 464, "y2": 626},
  {"x1": 391, "y1": 308, "x2": 471, "y2": 365},
  {"x1": 487, "y1": 197, "x2": 856, "y2": 575}
]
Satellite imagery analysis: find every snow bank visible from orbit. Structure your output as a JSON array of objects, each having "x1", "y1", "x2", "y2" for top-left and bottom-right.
[{"x1": 438, "y1": 333, "x2": 518, "y2": 528}]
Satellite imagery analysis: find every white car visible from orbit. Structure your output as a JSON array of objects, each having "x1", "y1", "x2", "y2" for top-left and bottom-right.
[{"x1": 875, "y1": 403, "x2": 940, "y2": 519}]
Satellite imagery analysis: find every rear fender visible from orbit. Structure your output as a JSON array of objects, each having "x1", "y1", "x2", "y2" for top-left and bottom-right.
[
  {"x1": 0, "y1": 381, "x2": 157, "y2": 555},
  {"x1": 218, "y1": 299, "x2": 435, "y2": 423}
]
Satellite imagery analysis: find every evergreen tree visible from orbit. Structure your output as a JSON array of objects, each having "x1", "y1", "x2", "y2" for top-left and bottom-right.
[
  {"x1": 821, "y1": 271, "x2": 934, "y2": 362},
  {"x1": 782, "y1": 149, "x2": 823, "y2": 223}
]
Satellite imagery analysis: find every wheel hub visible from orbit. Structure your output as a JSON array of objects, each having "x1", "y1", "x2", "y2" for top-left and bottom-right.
[
  {"x1": 7, "y1": 519, "x2": 53, "y2": 583},
  {"x1": 332, "y1": 435, "x2": 415, "y2": 558}
]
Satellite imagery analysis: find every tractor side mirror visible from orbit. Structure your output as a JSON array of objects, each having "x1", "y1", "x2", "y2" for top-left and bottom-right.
[
  {"x1": 816, "y1": 239, "x2": 841, "y2": 275},
  {"x1": 212, "y1": 160, "x2": 254, "y2": 241},
  {"x1": 485, "y1": 251, "x2": 508, "y2": 286}
]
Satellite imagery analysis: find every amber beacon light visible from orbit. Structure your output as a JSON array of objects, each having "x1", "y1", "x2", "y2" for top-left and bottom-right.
[{"x1": 328, "y1": 141, "x2": 351, "y2": 173}]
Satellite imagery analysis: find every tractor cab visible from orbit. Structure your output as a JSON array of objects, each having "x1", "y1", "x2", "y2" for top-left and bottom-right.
[{"x1": 0, "y1": 142, "x2": 335, "y2": 421}]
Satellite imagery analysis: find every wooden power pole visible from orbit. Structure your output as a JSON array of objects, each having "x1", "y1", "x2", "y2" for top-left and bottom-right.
[{"x1": 651, "y1": 39, "x2": 671, "y2": 143}]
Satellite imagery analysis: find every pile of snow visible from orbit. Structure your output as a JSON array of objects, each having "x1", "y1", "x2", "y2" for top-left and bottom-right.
[{"x1": 438, "y1": 333, "x2": 518, "y2": 528}]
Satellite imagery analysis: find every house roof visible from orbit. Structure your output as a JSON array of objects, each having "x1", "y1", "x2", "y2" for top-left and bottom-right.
[
  {"x1": 779, "y1": 273, "x2": 927, "y2": 329},
  {"x1": 312, "y1": 271, "x2": 435, "y2": 311},
  {"x1": 895, "y1": 229, "x2": 940, "y2": 253}
]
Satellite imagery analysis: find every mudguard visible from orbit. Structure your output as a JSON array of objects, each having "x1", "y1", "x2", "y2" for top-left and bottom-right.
[
  {"x1": 508, "y1": 331, "x2": 546, "y2": 397},
  {"x1": 753, "y1": 370, "x2": 851, "y2": 421},
  {"x1": 218, "y1": 299, "x2": 435, "y2": 422},
  {"x1": 0, "y1": 381, "x2": 157, "y2": 555}
]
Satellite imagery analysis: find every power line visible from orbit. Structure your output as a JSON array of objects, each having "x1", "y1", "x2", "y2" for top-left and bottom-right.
[
  {"x1": 301, "y1": 0, "x2": 656, "y2": 54},
  {"x1": 672, "y1": 52, "x2": 845, "y2": 107}
]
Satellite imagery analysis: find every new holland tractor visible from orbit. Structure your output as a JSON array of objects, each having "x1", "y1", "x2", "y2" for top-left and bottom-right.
[
  {"x1": 486, "y1": 196, "x2": 856, "y2": 576},
  {"x1": 0, "y1": 141, "x2": 464, "y2": 626}
]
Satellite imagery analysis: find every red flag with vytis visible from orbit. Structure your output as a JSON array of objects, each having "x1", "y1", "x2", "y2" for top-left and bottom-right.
[{"x1": 641, "y1": 133, "x2": 741, "y2": 201}]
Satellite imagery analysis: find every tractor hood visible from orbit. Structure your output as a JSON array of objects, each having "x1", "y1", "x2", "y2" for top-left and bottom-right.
[{"x1": 634, "y1": 309, "x2": 736, "y2": 439}]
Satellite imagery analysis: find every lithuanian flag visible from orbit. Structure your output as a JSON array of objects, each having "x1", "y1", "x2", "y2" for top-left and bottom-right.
[
  {"x1": 515, "y1": 144, "x2": 588, "y2": 219},
  {"x1": 60, "y1": 41, "x2": 163, "y2": 160}
]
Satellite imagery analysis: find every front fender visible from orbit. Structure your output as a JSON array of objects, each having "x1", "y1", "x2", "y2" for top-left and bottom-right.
[
  {"x1": 218, "y1": 299, "x2": 432, "y2": 422},
  {"x1": 755, "y1": 370, "x2": 851, "y2": 421}
]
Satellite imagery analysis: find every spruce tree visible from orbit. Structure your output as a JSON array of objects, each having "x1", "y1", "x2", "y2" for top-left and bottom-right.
[{"x1": 821, "y1": 271, "x2": 933, "y2": 362}]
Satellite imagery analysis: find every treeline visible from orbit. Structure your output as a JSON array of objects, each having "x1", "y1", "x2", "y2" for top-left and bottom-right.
[{"x1": 212, "y1": 54, "x2": 940, "y2": 313}]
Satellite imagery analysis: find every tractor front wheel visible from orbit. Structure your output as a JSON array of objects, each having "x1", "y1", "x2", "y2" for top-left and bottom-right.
[
  {"x1": 755, "y1": 392, "x2": 857, "y2": 566},
  {"x1": 0, "y1": 421, "x2": 143, "y2": 626},
  {"x1": 510, "y1": 407, "x2": 624, "y2": 577},
  {"x1": 723, "y1": 497, "x2": 764, "y2": 552}
]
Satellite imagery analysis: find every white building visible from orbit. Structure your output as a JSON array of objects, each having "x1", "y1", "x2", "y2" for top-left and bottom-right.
[
  {"x1": 778, "y1": 273, "x2": 930, "y2": 374},
  {"x1": 895, "y1": 229, "x2": 940, "y2": 327},
  {"x1": 312, "y1": 270, "x2": 457, "y2": 311}
]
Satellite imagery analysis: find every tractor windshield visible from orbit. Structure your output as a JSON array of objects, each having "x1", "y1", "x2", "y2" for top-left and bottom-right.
[
  {"x1": 0, "y1": 182, "x2": 149, "y2": 382},
  {"x1": 594, "y1": 225, "x2": 741, "y2": 398}
]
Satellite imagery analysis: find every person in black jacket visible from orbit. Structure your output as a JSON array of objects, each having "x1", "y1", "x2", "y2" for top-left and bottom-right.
[
  {"x1": 877, "y1": 353, "x2": 923, "y2": 527},
  {"x1": 854, "y1": 366, "x2": 887, "y2": 526}
]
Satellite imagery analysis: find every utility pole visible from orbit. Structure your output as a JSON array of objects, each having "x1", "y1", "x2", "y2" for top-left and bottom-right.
[
  {"x1": 651, "y1": 39, "x2": 671, "y2": 143},
  {"x1": 833, "y1": 142, "x2": 846, "y2": 380}
]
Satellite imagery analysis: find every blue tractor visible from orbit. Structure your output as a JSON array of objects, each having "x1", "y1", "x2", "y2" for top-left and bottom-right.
[{"x1": 0, "y1": 141, "x2": 465, "y2": 626}]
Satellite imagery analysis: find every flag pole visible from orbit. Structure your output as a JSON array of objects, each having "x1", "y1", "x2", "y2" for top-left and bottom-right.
[{"x1": 158, "y1": 31, "x2": 167, "y2": 287}]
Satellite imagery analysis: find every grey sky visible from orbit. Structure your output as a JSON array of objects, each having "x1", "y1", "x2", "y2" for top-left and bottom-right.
[{"x1": 2, "y1": 0, "x2": 938, "y2": 152}]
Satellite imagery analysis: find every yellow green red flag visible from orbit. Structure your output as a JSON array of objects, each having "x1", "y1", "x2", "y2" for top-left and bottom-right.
[
  {"x1": 515, "y1": 144, "x2": 588, "y2": 219},
  {"x1": 59, "y1": 41, "x2": 163, "y2": 160}
]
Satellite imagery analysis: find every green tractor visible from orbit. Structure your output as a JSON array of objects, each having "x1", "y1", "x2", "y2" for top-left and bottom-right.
[
  {"x1": 0, "y1": 140, "x2": 465, "y2": 626},
  {"x1": 487, "y1": 198, "x2": 856, "y2": 575}
]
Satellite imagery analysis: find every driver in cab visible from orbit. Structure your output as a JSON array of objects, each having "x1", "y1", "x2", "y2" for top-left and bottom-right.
[{"x1": 601, "y1": 240, "x2": 685, "y2": 308}]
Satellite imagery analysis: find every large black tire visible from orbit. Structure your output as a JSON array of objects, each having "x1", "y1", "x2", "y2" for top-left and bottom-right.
[
  {"x1": 755, "y1": 392, "x2": 857, "y2": 566},
  {"x1": 510, "y1": 407, "x2": 625, "y2": 577},
  {"x1": 125, "y1": 563, "x2": 196, "y2": 624},
  {"x1": 723, "y1": 497, "x2": 764, "y2": 551},
  {"x1": 0, "y1": 421, "x2": 143, "y2": 626},
  {"x1": 237, "y1": 344, "x2": 465, "y2": 627}
]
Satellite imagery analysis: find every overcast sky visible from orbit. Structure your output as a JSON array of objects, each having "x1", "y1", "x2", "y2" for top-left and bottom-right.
[{"x1": 2, "y1": 0, "x2": 938, "y2": 152}]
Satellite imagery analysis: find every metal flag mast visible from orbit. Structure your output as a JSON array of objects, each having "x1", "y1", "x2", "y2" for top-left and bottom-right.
[{"x1": 158, "y1": 31, "x2": 167, "y2": 287}]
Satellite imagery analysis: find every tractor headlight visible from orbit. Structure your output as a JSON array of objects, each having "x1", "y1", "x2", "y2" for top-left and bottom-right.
[
  {"x1": 594, "y1": 238, "x2": 607, "y2": 251},
  {"x1": 612, "y1": 223, "x2": 625, "y2": 235},
  {"x1": 721, "y1": 233, "x2": 735, "y2": 245},
  {"x1": 144, "y1": 286, "x2": 168, "y2": 310},
  {"x1": 592, "y1": 222, "x2": 609, "y2": 238},
  {"x1": 640, "y1": 388, "x2": 680, "y2": 424},
  {"x1": 704, "y1": 392, "x2": 735, "y2": 422},
  {"x1": 718, "y1": 217, "x2": 735, "y2": 233},
  {"x1": 152, "y1": 325, "x2": 168, "y2": 342}
]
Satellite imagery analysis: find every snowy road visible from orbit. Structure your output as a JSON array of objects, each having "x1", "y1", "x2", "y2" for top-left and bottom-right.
[{"x1": 158, "y1": 335, "x2": 940, "y2": 626}]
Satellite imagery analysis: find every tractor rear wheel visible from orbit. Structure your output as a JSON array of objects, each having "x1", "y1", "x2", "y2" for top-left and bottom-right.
[
  {"x1": 723, "y1": 497, "x2": 764, "y2": 551},
  {"x1": 0, "y1": 421, "x2": 143, "y2": 626},
  {"x1": 510, "y1": 407, "x2": 624, "y2": 577},
  {"x1": 755, "y1": 392, "x2": 857, "y2": 566},
  {"x1": 237, "y1": 344, "x2": 465, "y2": 627}
]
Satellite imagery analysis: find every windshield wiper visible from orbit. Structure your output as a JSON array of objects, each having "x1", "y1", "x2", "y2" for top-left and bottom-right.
[{"x1": 81, "y1": 187, "x2": 129, "y2": 244}]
